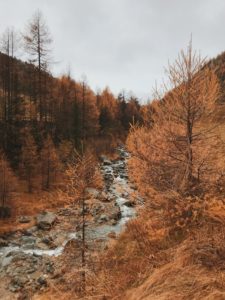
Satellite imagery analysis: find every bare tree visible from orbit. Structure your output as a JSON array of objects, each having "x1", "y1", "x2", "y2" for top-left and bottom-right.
[
  {"x1": 23, "y1": 10, "x2": 52, "y2": 121},
  {"x1": 0, "y1": 28, "x2": 20, "y2": 151}
]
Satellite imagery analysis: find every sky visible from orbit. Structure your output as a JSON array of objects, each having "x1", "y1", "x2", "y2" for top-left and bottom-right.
[{"x1": 0, "y1": 0, "x2": 224, "y2": 102}]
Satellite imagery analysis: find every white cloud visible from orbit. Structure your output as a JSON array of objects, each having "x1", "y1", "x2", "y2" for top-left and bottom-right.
[{"x1": 0, "y1": 0, "x2": 224, "y2": 101}]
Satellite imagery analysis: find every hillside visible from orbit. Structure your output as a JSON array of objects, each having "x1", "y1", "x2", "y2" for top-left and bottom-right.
[
  {"x1": 92, "y1": 47, "x2": 225, "y2": 300},
  {"x1": 0, "y1": 8, "x2": 225, "y2": 300}
]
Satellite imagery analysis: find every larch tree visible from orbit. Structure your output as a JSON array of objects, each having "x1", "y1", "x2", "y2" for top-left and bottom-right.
[
  {"x1": 66, "y1": 152, "x2": 99, "y2": 295},
  {"x1": 23, "y1": 10, "x2": 52, "y2": 121},
  {"x1": 127, "y1": 42, "x2": 221, "y2": 194}
]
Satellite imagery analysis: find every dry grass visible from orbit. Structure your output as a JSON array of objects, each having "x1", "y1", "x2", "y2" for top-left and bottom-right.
[
  {"x1": 0, "y1": 189, "x2": 70, "y2": 234},
  {"x1": 74, "y1": 192, "x2": 225, "y2": 300}
]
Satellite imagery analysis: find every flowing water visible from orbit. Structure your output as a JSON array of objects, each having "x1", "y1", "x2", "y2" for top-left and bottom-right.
[{"x1": 0, "y1": 147, "x2": 140, "y2": 260}]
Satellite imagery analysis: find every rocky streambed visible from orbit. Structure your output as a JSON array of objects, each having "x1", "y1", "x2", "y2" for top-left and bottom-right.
[{"x1": 0, "y1": 146, "x2": 143, "y2": 298}]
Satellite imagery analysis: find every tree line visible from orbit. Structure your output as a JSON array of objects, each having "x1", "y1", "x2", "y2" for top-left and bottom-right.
[{"x1": 0, "y1": 10, "x2": 143, "y2": 216}]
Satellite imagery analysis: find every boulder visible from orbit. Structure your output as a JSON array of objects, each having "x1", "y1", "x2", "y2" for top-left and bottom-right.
[{"x1": 36, "y1": 212, "x2": 57, "y2": 230}]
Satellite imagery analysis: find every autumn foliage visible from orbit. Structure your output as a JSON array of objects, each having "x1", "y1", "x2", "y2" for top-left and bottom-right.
[{"x1": 127, "y1": 42, "x2": 222, "y2": 195}]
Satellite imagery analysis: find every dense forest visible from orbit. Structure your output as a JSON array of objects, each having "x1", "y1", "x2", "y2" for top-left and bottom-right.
[
  {"x1": 1, "y1": 8, "x2": 225, "y2": 300},
  {"x1": 0, "y1": 11, "x2": 143, "y2": 218}
]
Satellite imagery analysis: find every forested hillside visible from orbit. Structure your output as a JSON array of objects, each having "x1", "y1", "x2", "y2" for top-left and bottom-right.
[
  {"x1": 89, "y1": 45, "x2": 225, "y2": 299},
  {"x1": 0, "y1": 8, "x2": 225, "y2": 300},
  {"x1": 0, "y1": 11, "x2": 143, "y2": 220}
]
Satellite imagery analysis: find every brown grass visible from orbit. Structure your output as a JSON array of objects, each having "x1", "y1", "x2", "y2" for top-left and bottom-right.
[{"x1": 0, "y1": 189, "x2": 70, "y2": 234}]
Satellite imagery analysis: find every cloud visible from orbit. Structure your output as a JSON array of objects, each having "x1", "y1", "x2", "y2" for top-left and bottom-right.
[{"x1": 0, "y1": 0, "x2": 224, "y2": 101}]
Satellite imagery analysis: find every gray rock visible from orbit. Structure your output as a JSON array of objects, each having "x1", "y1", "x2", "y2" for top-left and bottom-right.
[
  {"x1": 111, "y1": 219, "x2": 117, "y2": 226},
  {"x1": 1, "y1": 256, "x2": 13, "y2": 267},
  {"x1": 10, "y1": 276, "x2": 29, "y2": 289},
  {"x1": 18, "y1": 216, "x2": 31, "y2": 224},
  {"x1": 42, "y1": 237, "x2": 52, "y2": 245},
  {"x1": 26, "y1": 226, "x2": 38, "y2": 235},
  {"x1": 0, "y1": 238, "x2": 8, "y2": 247},
  {"x1": 103, "y1": 160, "x2": 112, "y2": 166},
  {"x1": 100, "y1": 155, "x2": 111, "y2": 165},
  {"x1": 21, "y1": 236, "x2": 36, "y2": 244},
  {"x1": 9, "y1": 284, "x2": 20, "y2": 293},
  {"x1": 99, "y1": 215, "x2": 109, "y2": 222},
  {"x1": 123, "y1": 200, "x2": 135, "y2": 207},
  {"x1": 110, "y1": 210, "x2": 121, "y2": 220},
  {"x1": 104, "y1": 174, "x2": 114, "y2": 181},
  {"x1": 36, "y1": 212, "x2": 57, "y2": 230},
  {"x1": 26, "y1": 267, "x2": 36, "y2": 274},
  {"x1": 37, "y1": 275, "x2": 47, "y2": 286}
]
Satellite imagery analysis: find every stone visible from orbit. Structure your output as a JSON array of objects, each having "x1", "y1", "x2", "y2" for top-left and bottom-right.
[
  {"x1": 18, "y1": 216, "x2": 31, "y2": 224},
  {"x1": 36, "y1": 212, "x2": 57, "y2": 230},
  {"x1": 0, "y1": 238, "x2": 8, "y2": 247},
  {"x1": 42, "y1": 237, "x2": 52, "y2": 245},
  {"x1": 111, "y1": 219, "x2": 117, "y2": 226},
  {"x1": 104, "y1": 174, "x2": 114, "y2": 181},
  {"x1": 100, "y1": 155, "x2": 111, "y2": 166},
  {"x1": 1, "y1": 256, "x2": 13, "y2": 267},
  {"x1": 99, "y1": 215, "x2": 109, "y2": 222},
  {"x1": 120, "y1": 174, "x2": 128, "y2": 180},
  {"x1": 10, "y1": 276, "x2": 29, "y2": 288},
  {"x1": 123, "y1": 200, "x2": 135, "y2": 207},
  {"x1": 26, "y1": 268, "x2": 36, "y2": 274},
  {"x1": 21, "y1": 236, "x2": 36, "y2": 244},
  {"x1": 26, "y1": 226, "x2": 38, "y2": 235},
  {"x1": 37, "y1": 275, "x2": 47, "y2": 286},
  {"x1": 103, "y1": 159, "x2": 112, "y2": 166},
  {"x1": 110, "y1": 210, "x2": 121, "y2": 220},
  {"x1": 45, "y1": 262, "x2": 54, "y2": 274},
  {"x1": 9, "y1": 284, "x2": 20, "y2": 293}
]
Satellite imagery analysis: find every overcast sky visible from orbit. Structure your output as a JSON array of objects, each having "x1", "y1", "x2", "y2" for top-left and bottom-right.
[{"x1": 0, "y1": 0, "x2": 224, "y2": 101}]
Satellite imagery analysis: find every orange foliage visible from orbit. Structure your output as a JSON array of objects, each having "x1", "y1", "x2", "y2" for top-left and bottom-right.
[{"x1": 127, "y1": 43, "x2": 222, "y2": 195}]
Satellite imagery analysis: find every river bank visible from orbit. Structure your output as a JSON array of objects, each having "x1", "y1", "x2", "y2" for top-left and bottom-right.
[{"x1": 0, "y1": 146, "x2": 143, "y2": 299}]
